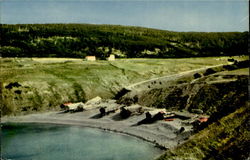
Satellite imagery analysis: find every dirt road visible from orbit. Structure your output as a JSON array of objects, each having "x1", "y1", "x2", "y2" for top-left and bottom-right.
[{"x1": 127, "y1": 64, "x2": 224, "y2": 90}]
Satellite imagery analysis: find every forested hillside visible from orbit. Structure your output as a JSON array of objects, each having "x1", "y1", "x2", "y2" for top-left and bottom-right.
[{"x1": 0, "y1": 24, "x2": 248, "y2": 58}]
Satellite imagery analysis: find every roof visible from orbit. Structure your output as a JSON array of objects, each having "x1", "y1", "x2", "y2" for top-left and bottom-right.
[
  {"x1": 66, "y1": 102, "x2": 84, "y2": 110},
  {"x1": 198, "y1": 117, "x2": 208, "y2": 123},
  {"x1": 63, "y1": 102, "x2": 72, "y2": 106}
]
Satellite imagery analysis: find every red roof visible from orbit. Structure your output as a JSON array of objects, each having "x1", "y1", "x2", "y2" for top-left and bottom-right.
[
  {"x1": 63, "y1": 102, "x2": 72, "y2": 106},
  {"x1": 199, "y1": 117, "x2": 208, "y2": 123}
]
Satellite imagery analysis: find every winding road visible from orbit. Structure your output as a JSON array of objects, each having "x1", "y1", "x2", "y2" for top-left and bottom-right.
[{"x1": 127, "y1": 64, "x2": 225, "y2": 90}]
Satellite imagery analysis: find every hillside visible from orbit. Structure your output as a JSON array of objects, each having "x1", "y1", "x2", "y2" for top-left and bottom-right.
[
  {"x1": 0, "y1": 24, "x2": 248, "y2": 58},
  {"x1": 115, "y1": 59, "x2": 249, "y2": 160},
  {"x1": 2, "y1": 58, "x2": 249, "y2": 159},
  {"x1": 157, "y1": 103, "x2": 250, "y2": 160},
  {"x1": 117, "y1": 60, "x2": 248, "y2": 115},
  {"x1": 2, "y1": 57, "x2": 246, "y2": 116}
]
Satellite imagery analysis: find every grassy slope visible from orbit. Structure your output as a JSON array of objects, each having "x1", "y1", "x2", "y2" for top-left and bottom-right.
[
  {"x1": 157, "y1": 103, "x2": 250, "y2": 160},
  {"x1": 117, "y1": 58, "x2": 248, "y2": 111},
  {"x1": 1, "y1": 56, "x2": 246, "y2": 115}
]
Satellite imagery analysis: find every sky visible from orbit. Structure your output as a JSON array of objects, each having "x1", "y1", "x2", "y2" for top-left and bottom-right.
[{"x1": 1, "y1": 0, "x2": 249, "y2": 32}]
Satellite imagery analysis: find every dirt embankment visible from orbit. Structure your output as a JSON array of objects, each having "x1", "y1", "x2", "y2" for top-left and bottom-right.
[{"x1": 117, "y1": 60, "x2": 249, "y2": 117}]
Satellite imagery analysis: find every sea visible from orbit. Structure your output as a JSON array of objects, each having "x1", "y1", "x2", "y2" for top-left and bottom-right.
[{"x1": 1, "y1": 123, "x2": 163, "y2": 160}]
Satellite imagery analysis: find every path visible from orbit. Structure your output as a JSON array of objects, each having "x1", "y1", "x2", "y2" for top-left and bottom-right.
[{"x1": 127, "y1": 64, "x2": 224, "y2": 90}]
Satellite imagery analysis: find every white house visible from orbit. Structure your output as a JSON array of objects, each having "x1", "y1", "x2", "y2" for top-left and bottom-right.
[
  {"x1": 107, "y1": 54, "x2": 115, "y2": 61},
  {"x1": 85, "y1": 56, "x2": 96, "y2": 61}
]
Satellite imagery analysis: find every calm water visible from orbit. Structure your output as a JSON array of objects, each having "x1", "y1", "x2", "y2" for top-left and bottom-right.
[{"x1": 1, "y1": 123, "x2": 162, "y2": 160}]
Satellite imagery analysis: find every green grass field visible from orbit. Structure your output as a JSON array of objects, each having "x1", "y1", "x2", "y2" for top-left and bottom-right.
[{"x1": 1, "y1": 56, "x2": 247, "y2": 115}]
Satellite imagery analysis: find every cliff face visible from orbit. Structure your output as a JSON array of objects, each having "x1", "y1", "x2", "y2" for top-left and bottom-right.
[
  {"x1": 150, "y1": 75, "x2": 248, "y2": 116},
  {"x1": 117, "y1": 63, "x2": 248, "y2": 116}
]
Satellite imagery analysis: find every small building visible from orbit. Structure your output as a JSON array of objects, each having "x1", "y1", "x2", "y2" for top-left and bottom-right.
[
  {"x1": 85, "y1": 56, "x2": 96, "y2": 61},
  {"x1": 198, "y1": 117, "x2": 208, "y2": 123},
  {"x1": 60, "y1": 102, "x2": 84, "y2": 112},
  {"x1": 107, "y1": 54, "x2": 115, "y2": 61}
]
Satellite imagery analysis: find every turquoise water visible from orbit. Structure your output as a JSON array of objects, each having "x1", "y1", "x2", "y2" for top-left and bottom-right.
[{"x1": 1, "y1": 123, "x2": 162, "y2": 160}]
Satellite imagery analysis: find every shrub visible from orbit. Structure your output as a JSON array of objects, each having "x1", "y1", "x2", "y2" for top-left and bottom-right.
[
  {"x1": 194, "y1": 73, "x2": 202, "y2": 79},
  {"x1": 0, "y1": 46, "x2": 22, "y2": 57},
  {"x1": 227, "y1": 58, "x2": 235, "y2": 62},
  {"x1": 204, "y1": 68, "x2": 216, "y2": 76},
  {"x1": 223, "y1": 65, "x2": 238, "y2": 71}
]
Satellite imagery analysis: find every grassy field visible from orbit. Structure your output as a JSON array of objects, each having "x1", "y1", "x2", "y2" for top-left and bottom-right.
[{"x1": 1, "y1": 56, "x2": 247, "y2": 115}]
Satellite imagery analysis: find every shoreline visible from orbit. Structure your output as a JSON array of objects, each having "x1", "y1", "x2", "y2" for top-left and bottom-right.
[
  {"x1": 1, "y1": 119, "x2": 167, "y2": 160},
  {"x1": 1, "y1": 110, "x2": 193, "y2": 151},
  {"x1": 2, "y1": 120, "x2": 166, "y2": 151}
]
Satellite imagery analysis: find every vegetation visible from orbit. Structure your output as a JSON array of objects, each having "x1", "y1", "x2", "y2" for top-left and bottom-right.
[
  {"x1": 1, "y1": 57, "x2": 242, "y2": 116},
  {"x1": 189, "y1": 75, "x2": 248, "y2": 116},
  {"x1": 0, "y1": 24, "x2": 248, "y2": 58},
  {"x1": 114, "y1": 60, "x2": 249, "y2": 160},
  {"x1": 117, "y1": 58, "x2": 248, "y2": 111},
  {"x1": 1, "y1": 23, "x2": 248, "y2": 159},
  {"x1": 157, "y1": 103, "x2": 250, "y2": 160}
]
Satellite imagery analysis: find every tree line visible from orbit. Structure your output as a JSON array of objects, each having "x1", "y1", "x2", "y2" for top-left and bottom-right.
[{"x1": 0, "y1": 24, "x2": 248, "y2": 58}]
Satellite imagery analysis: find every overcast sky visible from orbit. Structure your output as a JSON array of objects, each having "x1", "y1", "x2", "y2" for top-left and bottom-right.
[{"x1": 1, "y1": 0, "x2": 249, "y2": 32}]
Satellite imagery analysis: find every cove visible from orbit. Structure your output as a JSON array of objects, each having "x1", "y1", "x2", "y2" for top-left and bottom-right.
[{"x1": 1, "y1": 123, "x2": 163, "y2": 160}]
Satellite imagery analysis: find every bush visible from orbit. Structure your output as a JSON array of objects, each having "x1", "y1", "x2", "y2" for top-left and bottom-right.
[
  {"x1": 0, "y1": 46, "x2": 22, "y2": 57},
  {"x1": 194, "y1": 73, "x2": 202, "y2": 79},
  {"x1": 227, "y1": 58, "x2": 235, "y2": 62},
  {"x1": 223, "y1": 65, "x2": 238, "y2": 71},
  {"x1": 114, "y1": 88, "x2": 131, "y2": 100},
  {"x1": 236, "y1": 60, "x2": 249, "y2": 68},
  {"x1": 204, "y1": 68, "x2": 216, "y2": 76}
]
